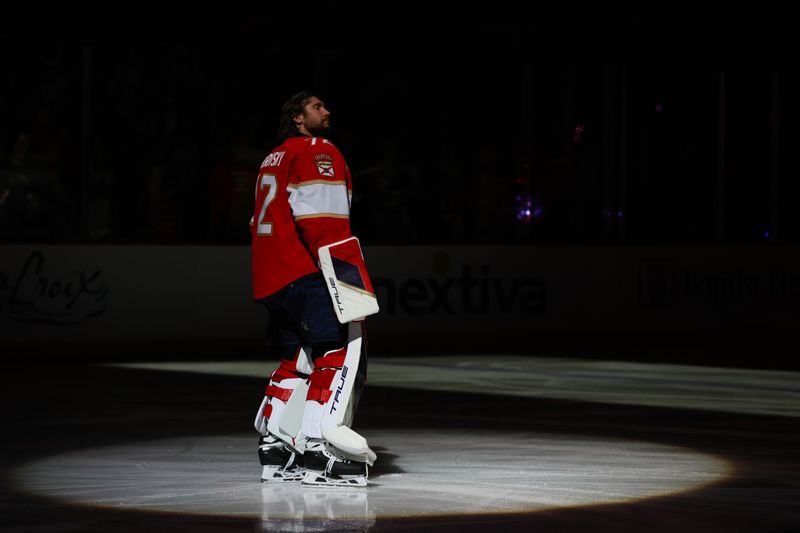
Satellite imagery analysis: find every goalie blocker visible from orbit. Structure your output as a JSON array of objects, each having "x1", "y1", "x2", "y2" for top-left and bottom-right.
[{"x1": 318, "y1": 237, "x2": 379, "y2": 324}]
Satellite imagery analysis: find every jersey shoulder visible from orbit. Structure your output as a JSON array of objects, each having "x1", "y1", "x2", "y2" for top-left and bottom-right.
[
  {"x1": 298, "y1": 136, "x2": 343, "y2": 159},
  {"x1": 293, "y1": 137, "x2": 346, "y2": 181}
]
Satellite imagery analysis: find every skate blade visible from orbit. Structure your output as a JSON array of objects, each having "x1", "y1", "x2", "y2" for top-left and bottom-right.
[
  {"x1": 301, "y1": 470, "x2": 368, "y2": 488},
  {"x1": 261, "y1": 466, "x2": 305, "y2": 483}
]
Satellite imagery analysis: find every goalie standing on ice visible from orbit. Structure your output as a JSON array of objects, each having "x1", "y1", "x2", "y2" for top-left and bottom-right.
[{"x1": 250, "y1": 91, "x2": 379, "y2": 487}]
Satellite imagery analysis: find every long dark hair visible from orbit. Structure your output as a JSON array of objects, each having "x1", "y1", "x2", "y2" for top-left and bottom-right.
[{"x1": 277, "y1": 91, "x2": 314, "y2": 142}]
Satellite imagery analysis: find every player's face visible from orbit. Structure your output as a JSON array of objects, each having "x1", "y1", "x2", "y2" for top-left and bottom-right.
[{"x1": 299, "y1": 97, "x2": 331, "y2": 135}]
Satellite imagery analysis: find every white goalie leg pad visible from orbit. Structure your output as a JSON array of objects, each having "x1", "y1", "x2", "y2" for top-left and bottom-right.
[
  {"x1": 323, "y1": 425, "x2": 377, "y2": 465},
  {"x1": 254, "y1": 346, "x2": 313, "y2": 452},
  {"x1": 294, "y1": 345, "x2": 314, "y2": 375},
  {"x1": 301, "y1": 322, "x2": 375, "y2": 465}
]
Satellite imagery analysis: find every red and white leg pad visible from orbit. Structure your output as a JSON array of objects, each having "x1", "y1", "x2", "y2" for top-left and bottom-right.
[
  {"x1": 254, "y1": 346, "x2": 313, "y2": 452},
  {"x1": 301, "y1": 322, "x2": 376, "y2": 465}
]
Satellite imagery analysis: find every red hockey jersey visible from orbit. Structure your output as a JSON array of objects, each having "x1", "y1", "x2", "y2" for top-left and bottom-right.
[{"x1": 251, "y1": 136, "x2": 353, "y2": 299}]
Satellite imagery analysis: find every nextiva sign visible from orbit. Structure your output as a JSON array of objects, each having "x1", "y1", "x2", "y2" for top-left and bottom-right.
[{"x1": 373, "y1": 264, "x2": 546, "y2": 316}]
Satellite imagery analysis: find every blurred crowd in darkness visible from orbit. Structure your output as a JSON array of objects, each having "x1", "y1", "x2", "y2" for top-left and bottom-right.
[
  {"x1": 0, "y1": 39, "x2": 605, "y2": 246},
  {"x1": 1, "y1": 23, "x2": 797, "y2": 245}
]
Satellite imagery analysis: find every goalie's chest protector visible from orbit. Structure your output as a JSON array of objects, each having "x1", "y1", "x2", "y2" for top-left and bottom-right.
[{"x1": 251, "y1": 136, "x2": 351, "y2": 299}]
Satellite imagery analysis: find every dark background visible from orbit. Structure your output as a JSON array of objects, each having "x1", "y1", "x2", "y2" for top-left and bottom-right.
[
  {"x1": 0, "y1": 9, "x2": 798, "y2": 533},
  {"x1": 2, "y1": 1, "x2": 798, "y2": 246}
]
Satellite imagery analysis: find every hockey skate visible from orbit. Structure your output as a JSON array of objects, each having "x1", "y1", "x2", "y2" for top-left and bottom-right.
[
  {"x1": 258, "y1": 435, "x2": 305, "y2": 483},
  {"x1": 301, "y1": 439, "x2": 370, "y2": 487}
]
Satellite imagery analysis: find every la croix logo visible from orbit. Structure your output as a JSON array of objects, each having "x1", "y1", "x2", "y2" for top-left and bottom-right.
[{"x1": 0, "y1": 250, "x2": 109, "y2": 324}]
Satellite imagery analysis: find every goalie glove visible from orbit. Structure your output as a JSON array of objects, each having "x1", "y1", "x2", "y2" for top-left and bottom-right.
[{"x1": 318, "y1": 237, "x2": 379, "y2": 323}]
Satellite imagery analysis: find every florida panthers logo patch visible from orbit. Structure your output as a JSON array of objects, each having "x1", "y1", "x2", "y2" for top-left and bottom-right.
[
  {"x1": 316, "y1": 160, "x2": 334, "y2": 177},
  {"x1": 314, "y1": 153, "x2": 334, "y2": 177}
]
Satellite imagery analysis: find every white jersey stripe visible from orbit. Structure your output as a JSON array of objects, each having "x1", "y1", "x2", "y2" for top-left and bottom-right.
[
  {"x1": 287, "y1": 179, "x2": 347, "y2": 188},
  {"x1": 289, "y1": 182, "x2": 350, "y2": 218}
]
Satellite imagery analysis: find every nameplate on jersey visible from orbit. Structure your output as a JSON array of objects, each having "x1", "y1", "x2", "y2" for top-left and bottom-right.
[{"x1": 318, "y1": 237, "x2": 379, "y2": 323}]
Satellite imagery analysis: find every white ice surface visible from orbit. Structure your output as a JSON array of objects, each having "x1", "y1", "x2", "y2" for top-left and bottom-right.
[
  {"x1": 12, "y1": 429, "x2": 730, "y2": 521},
  {"x1": 107, "y1": 356, "x2": 800, "y2": 418}
]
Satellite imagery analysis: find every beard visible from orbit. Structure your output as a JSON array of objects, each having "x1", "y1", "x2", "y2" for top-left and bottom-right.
[{"x1": 307, "y1": 119, "x2": 331, "y2": 137}]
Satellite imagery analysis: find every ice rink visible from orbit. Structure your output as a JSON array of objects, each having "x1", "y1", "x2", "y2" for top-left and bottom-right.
[{"x1": 2, "y1": 355, "x2": 799, "y2": 532}]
